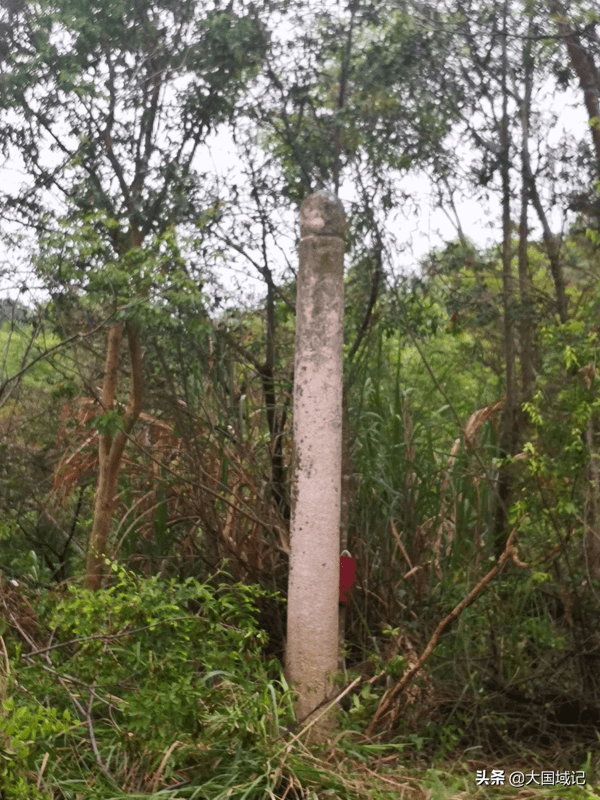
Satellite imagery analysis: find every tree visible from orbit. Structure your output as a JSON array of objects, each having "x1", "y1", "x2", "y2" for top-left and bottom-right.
[
  {"x1": 549, "y1": 0, "x2": 600, "y2": 179},
  {"x1": 0, "y1": 0, "x2": 266, "y2": 588},
  {"x1": 546, "y1": 0, "x2": 600, "y2": 577}
]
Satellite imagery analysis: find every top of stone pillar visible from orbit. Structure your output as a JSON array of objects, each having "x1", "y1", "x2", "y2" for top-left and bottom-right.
[{"x1": 300, "y1": 189, "x2": 346, "y2": 238}]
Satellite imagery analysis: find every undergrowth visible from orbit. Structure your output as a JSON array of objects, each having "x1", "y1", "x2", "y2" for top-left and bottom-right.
[{"x1": 1, "y1": 566, "x2": 598, "y2": 799}]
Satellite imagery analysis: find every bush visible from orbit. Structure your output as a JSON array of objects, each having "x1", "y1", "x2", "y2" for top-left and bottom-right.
[{"x1": 3, "y1": 567, "x2": 295, "y2": 797}]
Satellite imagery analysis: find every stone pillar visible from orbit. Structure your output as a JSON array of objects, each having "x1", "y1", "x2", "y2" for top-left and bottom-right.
[{"x1": 285, "y1": 190, "x2": 346, "y2": 738}]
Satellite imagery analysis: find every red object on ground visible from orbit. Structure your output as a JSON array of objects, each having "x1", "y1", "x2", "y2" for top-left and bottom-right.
[{"x1": 339, "y1": 555, "x2": 356, "y2": 604}]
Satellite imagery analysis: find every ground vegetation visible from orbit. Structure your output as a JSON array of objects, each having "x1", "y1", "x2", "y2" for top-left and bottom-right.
[{"x1": 0, "y1": 0, "x2": 600, "y2": 797}]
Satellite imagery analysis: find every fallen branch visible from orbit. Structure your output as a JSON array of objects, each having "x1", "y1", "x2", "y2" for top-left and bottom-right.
[{"x1": 365, "y1": 523, "x2": 527, "y2": 737}]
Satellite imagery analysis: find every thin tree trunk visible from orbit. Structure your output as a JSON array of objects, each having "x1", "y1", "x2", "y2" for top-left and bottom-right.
[
  {"x1": 518, "y1": 36, "x2": 534, "y2": 397},
  {"x1": 522, "y1": 157, "x2": 568, "y2": 323},
  {"x1": 260, "y1": 268, "x2": 290, "y2": 521},
  {"x1": 492, "y1": 1, "x2": 519, "y2": 558},
  {"x1": 338, "y1": 391, "x2": 353, "y2": 671},
  {"x1": 585, "y1": 420, "x2": 600, "y2": 581},
  {"x1": 84, "y1": 320, "x2": 143, "y2": 590},
  {"x1": 332, "y1": 0, "x2": 358, "y2": 193}
]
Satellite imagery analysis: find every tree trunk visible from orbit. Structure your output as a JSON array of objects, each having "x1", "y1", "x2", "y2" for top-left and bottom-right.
[
  {"x1": 338, "y1": 391, "x2": 354, "y2": 671},
  {"x1": 286, "y1": 190, "x2": 345, "y2": 740},
  {"x1": 518, "y1": 35, "x2": 534, "y2": 397},
  {"x1": 491, "y1": 1, "x2": 519, "y2": 558},
  {"x1": 585, "y1": 420, "x2": 600, "y2": 581},
  {"x1": 524, "y1": 166, "x2": 568, "y2": 323},
  {"x1": 550, "y1": 1, "x2": 600, "y2": 177},
  {"x1": 84, "y1": 320, "x2": 143, "y2": 590},
  {"x1": 260, "y1": 268, "x2": 290, "y2": 521}
]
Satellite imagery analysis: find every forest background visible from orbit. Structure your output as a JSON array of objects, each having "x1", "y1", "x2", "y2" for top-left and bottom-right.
[{"x1": 1, "y1": 0, "x2": 600, "y2": 797}]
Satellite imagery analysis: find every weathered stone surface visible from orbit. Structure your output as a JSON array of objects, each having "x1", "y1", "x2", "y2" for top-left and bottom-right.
[
  {"x1": 286, "y1": 191, "x2": 345, "y2": 740},
  {"x1": 300, "y1": 189, "x2": 346, "y2": 239}
]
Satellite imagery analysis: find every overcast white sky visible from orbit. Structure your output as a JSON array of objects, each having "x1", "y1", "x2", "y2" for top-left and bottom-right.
[
  {"x1": 199, "y1": 71, "x2": 588, "y2": 294},
  {"x1": 0, "y1": 61, "x2": 589, "y2": 308}
]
